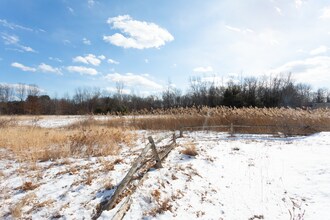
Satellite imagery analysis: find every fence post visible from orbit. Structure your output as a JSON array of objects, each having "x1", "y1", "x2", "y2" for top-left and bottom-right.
[
  {"x1": 173, "y1": 133, "x2": 176, "y2": 143},
  {"x1": 148, "y1": 136, "x2": 163, "y2": 168},
  {"x1": 230, "y1": 123, "x2": 235, "y2": 137},
  {"x1": 179, "y1": 129, "x2": 183, "y2": 138}
]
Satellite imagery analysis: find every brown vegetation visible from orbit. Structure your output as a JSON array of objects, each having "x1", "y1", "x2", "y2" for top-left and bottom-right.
[
  {"x1": 0, "y1": 118, "x2": 136, "y2": 162},
  {"x1": 181, "y1": 142, "x2": 198, "y2": 157},
  {"x1": 102, "y1": 107, "x2": 330, "y2": 135}
]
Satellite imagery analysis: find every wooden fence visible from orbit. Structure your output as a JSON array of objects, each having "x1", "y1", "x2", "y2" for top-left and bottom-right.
[
  {"x1": 93, "y1": 132, "x2": 179, "y2": 220},
  {"x1": 179, "y1": 123, "x2": 330, "y2": 137},
  {"x1": 93, "y1": 123, "x2": 329, "y2": 219}
]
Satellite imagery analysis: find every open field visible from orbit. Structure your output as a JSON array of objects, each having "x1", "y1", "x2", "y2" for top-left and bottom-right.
[{"x1": 1, "y1": 109, "x2": 330, "y2": 219}]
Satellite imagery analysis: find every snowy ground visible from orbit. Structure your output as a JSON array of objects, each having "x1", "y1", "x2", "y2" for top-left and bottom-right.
[{"x1": 1, "y1": 118, "x2": 330, "y2": 219}]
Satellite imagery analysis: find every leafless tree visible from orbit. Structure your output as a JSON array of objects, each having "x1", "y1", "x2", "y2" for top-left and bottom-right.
[{"x1": 16, "y1": 83, "x2": 27, "y2": 101}]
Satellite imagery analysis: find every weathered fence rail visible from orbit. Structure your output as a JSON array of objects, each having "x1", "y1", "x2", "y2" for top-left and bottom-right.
[
  {"x1": 180, "y1": 123, "x2": 330, "y2": 137},
  {"x1": 93, "y1": 132, "x2": 179, "y2": 220}
]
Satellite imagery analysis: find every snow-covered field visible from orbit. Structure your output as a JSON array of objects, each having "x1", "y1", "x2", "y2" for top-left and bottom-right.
[{"x1": 1, "y1": 117, "x2": 330, "y2": 219}]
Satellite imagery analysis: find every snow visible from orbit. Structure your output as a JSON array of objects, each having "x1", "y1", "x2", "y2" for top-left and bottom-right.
[{"x1": 1, "y1": 118, "x2": 330, "y2": 219}]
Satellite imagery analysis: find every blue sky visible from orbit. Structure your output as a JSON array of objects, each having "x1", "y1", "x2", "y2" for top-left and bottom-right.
[{"x1": 1, "y1": 0, "x2": 330, "y2": 97}]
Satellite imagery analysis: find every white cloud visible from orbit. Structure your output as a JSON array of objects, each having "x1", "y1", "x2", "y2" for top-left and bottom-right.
[
  {"x1": 107, "y1": 58, "x2": 119, "y2": 64},
  {"x1": 310, "y1": 46, "x2": 328, "y2": 55},
  {"x1": 98, "y1": 55, "x2": 106, "y2": 60},
  {"x1": 38, "y1": 63, "x2": 62, "y2": 75},
  {"x1": 0, "y1": 19, "x2": 33, "y2": 31},
  {"x1": 82, "y1": 37, "x2": 91, "y2": 45},
  {"x1": 271, "y1": 56, "x2": 330, "y2": 88},
  {"x1": 67, "y1": 7, "x2": 74, "y2": 14},
  {"x1": 11, "y1": 62, "x2": 36, "y2": 72},
  {"x1": 88, "y1": 0, "x2": 95, "y2": 7},
  {"x1": 21, "y1": 46, "x2": 36, "y2": 52},
  {"x1": 49, "y1": 57, "x2": 63, "y2": 63},
  {"x1": 67, "y1": 66, "x2": 98, "y2": 75},
  {"x1": 104, "y1": 15, "x2": 174, "y2": 49},
  {"x1": 193, "y1": 66, "x2": 213, "y2": 73},
  {"x1": 145, "y1": 58, "x2": 149, "y2": 64},
  {"x1": 105, "y1": 73, "x2": 163, "y2": 90},
  {"x1": 320, "y1": 6, "x2": 330, "y2": 19},
  {"x1": 1, "y1": 33, "x2": 19, "y2": 44},
  {"x1": 1, "y1": 33, "x2": 36, "y2": 52},
  {"x1": 225, "y1": 25, "x2": 254, "y2": 34},
  {"x1": 73, "y1": 54, "x2": 101, "y2": 66},
  {"x1": 63, "y1": 39, "x2": 71, "y2": 45}
]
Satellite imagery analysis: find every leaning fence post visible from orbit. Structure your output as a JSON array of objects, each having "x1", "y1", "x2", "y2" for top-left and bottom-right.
[
  {"x1": 179, "y1": 129, "x2": 183, "y2": 138},
  {"x1": 148, "y1": 136, "x2": 163, "y2": 168},
  {"x1": 230, "y1": 123, "x2": 235, "y2": 137},
  {"x1": 173, "y1": 133, "x2": 176, "y2": 143}
]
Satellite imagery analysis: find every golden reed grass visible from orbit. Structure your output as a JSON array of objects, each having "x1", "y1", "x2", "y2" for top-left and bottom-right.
[
  {"x1": 0, "y1": 118, "x2": 135, "y2": 162},
  {"x1": 104, "y1": 107, "x2": 330, "y2": 135},
  {"x1": 1, "y1": 107, "x2": 329, "y2": 161}
]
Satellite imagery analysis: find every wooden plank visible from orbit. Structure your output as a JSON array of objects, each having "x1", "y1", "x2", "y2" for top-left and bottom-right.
[
  {"x1": 111, "y1": 196, "x2": 132, "y2": 220},
  {"x1": 148, "y1": 136, "x2": 163, "y2": 169},
  {"x1": 94, "y1": 134, "x2": 179, "y2": 219},
  {"x1": 99, "y1": 143, "x2": 152, "y2": 213}
]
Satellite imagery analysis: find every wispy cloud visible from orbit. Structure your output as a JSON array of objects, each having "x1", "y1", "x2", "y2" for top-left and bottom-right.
[
  {"x1": 104, "y1": 15, "x2": 174, "y2": 49},
  {"x1": 73, "y1": 54, "x2": 102, "y2": 66},
  {"x1": 1, "y1": 33, "x2": 37, "y2": 53},
  {"x1": 105, "y1": 72, "x2": 163, "y2": 90},
  {"x1": 38, "y1": 63, "x2": 62, "y2": 75},
  {"x1": 98, "y1": 55, "x2": 106, "y2": 60},
  {"x1": 11, "y1": 62, "x2": 62, "y2": 75},
  {"x1": 310, "y1": 45, "x2": 328, "y2": 55},
  {"x1": 11, "y1": 62, "x2": 36, "y2": 72},
  {"x1": 67, "y1": 7, "x2": 74, "y2": 14},
  {"x1": 1, "y1": 33, "x2": 19, "y2": 44},
  {"x1": 49, "y1": 57, "x2": 63, "y2": 63},
  {"x1": 88, "y1": 0, "x2": 95, "y2": 7},
  {"x1": 225, "y1": 25, "x2": 254, "y2": 34},
  {"x1": 82, "y1": 37, "x2": 91, "y2": 45},
  {"x1": 67, "y1": 66, "x2": 98, "y2": 75},
  {"x1": 271, "y1": 56, "x2": 330, "y2": 87},
  {"x1": 0, "y1": 19, "x2": 33, "y2": 31},
  {"x1": 107, "y1": 58, "x2": 119, "y2": 64},
  {"x1": 193, "y1": 66, "x2": 213, "y2": 73}
]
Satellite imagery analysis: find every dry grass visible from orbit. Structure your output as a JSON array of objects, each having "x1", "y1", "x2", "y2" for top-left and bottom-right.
[
  {"x1": 181, "y1": 142, "x2": 198, "y2": 157},
  {"x1": 10, "y1": 193, "x2": 37, "y2": 218},
  {"x1": 15, "y1": 181, "x2": 40, "y2": 191},
  {"x1": 100, "y1": 107, "x2": 330, "y2": 135},
  {"x1": 0, "y1": 120, "x2": 136, "y2": 162},
  {"x1": 1, "y1": 107, "x2": 329, "y2": 161}
]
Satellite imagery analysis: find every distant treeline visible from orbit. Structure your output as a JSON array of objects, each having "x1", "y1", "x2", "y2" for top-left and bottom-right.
[{"x1": 0, "y1": 73, "x2": 329, "y2": 115}]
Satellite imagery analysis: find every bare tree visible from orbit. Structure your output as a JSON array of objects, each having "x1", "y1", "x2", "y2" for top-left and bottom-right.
[
  {"x1": 27, "y1": 84, "x2": 40, "y2": 97},
  {"x1": 16, "y1": 83, "x2": 27, "y2": 101}
]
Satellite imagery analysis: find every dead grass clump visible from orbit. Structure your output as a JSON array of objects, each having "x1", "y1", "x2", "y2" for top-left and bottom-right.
[
  {"x1": 0, "y1": 124, "x2": 136, "y2": 162},
  {"x1": 103, "y1": 179, "x2": 114, "y2": 190},
  {"x1": 113, "y1": 158, "x2": 124, "y2": 164},
  {"x1": 181, "y1": 142, "x2": 198, "y2": 157},
  {"x1": 146, "y1": 199, "x2": 173, "y2": 217},
  {"x1": 16, "y1": 182, "x2": 40, "y2": 191},
  {"x1": 10, "y1": 193, "x2": 36, "y2": 218},
  {"x1": 85, "y1": 171, "x2": 94, "y2": 186},
  {"x1": 146, "y1": 189, "x2": 173, "y2": 217},
  {"x1": 68, "y1": 126, "x2": 135, "y2": 157}
]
